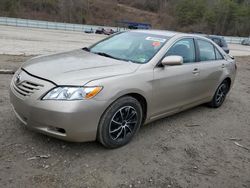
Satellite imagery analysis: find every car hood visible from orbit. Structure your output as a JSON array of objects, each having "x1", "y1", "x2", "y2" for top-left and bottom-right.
[{"x1": 22, "y1": 49, "x2": 140, "y2": 85}]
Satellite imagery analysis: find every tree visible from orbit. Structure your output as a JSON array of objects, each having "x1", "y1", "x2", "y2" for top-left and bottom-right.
[{"x1": 176, "y1": 0, "x2": 206, "y2": 26}]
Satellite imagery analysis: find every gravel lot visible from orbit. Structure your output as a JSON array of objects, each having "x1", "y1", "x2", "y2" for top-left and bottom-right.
[
  {"x1": 0, "y1": 26, "x2": 250, "y2": 188},
  {"x1": 0, "y1": 25, "x2": 105, "y2": 56},
  {"x1": 1, "y1": 25, "x2": 250, "y2": 57}
]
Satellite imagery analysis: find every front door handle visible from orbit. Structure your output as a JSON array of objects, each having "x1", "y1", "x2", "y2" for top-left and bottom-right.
[
  {"x1": 222, "y1": 63, "x2": 225, "y2": 68},
  {"x1": 192, "y1": 68, "x2": 200, "y2": 74}
]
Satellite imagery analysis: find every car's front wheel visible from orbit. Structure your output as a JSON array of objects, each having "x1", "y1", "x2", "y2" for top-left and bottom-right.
[
  {"x1": 98, "y1": 96, "x2": 143, "y2": 148},
  {"x1": 208, "y1": 80, "x2": 230, "y2": 108}
]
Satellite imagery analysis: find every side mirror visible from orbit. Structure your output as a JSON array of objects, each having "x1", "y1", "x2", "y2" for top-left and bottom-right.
[
  {"x1": 161, "y1": 55, "x2": 183, "y2": 66},
  {"x1": 229, "y1": 54, "x2": 234, "y2": 59}
]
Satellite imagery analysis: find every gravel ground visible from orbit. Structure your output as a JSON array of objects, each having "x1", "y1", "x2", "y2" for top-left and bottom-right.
[
  {"x1": 1, "y1": 25, "x2": 250, "y2": 57},
  {"x1": 0, "y1": 54, "x2": 250, "y2": 187},
  {"x1": 228, "y1": 44, "x2": 250, "y2": 57},
  {"x1": 0, "y1": 25, "x2": 105, "y2": 56}
]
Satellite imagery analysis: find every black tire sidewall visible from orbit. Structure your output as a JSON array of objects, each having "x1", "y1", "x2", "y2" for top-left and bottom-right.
[{"x1": 98, "y1": 96, "x2": 143, "y2": 148}]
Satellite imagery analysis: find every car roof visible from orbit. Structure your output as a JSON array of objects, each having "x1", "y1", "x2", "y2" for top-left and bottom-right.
[
  {"x1": 131, "y1": 29, "x2": 179, "y2": 37},
  {"x1": 208, "y1": 35, "x2": 225, "y2": 39},
  {"x1": 130, "y1": 30, "x2": 213, "y2": 41}
]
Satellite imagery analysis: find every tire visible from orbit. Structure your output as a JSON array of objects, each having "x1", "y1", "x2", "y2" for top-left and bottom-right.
[
  {"x1": 207, "y1": 80, "x2": 229, "y2": 108},
  {"x1": 97, "y1": 96, "x2": 143, "y2": 148}
]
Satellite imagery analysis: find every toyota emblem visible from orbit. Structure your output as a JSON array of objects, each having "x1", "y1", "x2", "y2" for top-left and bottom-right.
[{"x1": 15, "y1": 73, "x2": 21, "y2": 84}]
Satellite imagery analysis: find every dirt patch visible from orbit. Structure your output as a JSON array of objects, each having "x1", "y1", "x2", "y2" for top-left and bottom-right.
[{"x1": 0, "y1": 55, "x2": 250, "y2": 187}]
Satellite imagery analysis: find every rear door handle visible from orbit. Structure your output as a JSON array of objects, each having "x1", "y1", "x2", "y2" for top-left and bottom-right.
[
  {"x1": 222, "y1": 63, "x2": 225, "y2": 68},
  {"x1": 192, "y1": 68, "x2": 200, "y2": 74}
]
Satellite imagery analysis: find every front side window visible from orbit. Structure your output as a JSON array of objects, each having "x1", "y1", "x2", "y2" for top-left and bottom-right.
[
  {"x1": 90, "y1": 32, "x2": 169, "y2": 64},
  {"x1": 197, "y1": 40, "x2": 216, "y2": 61},
  {"x1": 166, "y1": 38, "x2": 196, "y2": 63},
  {"x1": 215, "y1": 47, "x2": 224, "y2": 60}
]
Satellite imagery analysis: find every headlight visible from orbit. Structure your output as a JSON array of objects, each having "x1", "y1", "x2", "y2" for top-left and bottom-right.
[{"x1": 42, "y1": 86, "x2": 103, "y2": 100}]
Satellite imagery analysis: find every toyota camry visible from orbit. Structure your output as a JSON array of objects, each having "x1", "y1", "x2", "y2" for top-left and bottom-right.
[{"x1": 10, "y1": 30, "x2": 236, "y2": 148}]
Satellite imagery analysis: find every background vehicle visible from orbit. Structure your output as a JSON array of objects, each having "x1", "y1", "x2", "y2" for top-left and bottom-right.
[
  {"x1": 117, "y1": 21, "x2": 152, "y2": 30},
  {"x1": 84, "y1": 28, "x2": 94, "y2": 34},
  {"x1": 95, "y1": 28, "x2": 105, "y2": 34},
  {"x1": 241, "y1": 38, "x2": 250, "y2": 45},
  {"x1": 10, "y1": 31, "x2": 236, "y2": 148},
  {"x1": 207, "y1": 35, "x2": 230, "y2": 54},
  {"x1": 95, "y1": 28, "x2": 116, "y2": 35},
  {"x1": 103, "y1": 29, "x2": 116, "y2": 35}
]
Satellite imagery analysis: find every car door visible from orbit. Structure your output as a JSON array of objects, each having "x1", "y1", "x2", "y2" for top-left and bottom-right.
[
  {"x1": 194, "y1": 39, "x2": 226, "y2": 99},
  {"x1": 152, "y1": 38, "x2": 201, "y2": 118}
]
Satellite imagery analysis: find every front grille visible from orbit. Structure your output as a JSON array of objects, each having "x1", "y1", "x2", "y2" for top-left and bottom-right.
[{"x1": 13, "y1": 81, "x2": 43, "y2": 97}]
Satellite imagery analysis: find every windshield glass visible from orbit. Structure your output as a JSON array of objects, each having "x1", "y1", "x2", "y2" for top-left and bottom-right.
[{"x1": 89, "y1": 32, "x2": 169, "y2": 64}]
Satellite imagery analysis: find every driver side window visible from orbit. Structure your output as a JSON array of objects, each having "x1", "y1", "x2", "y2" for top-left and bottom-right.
[{"x1": 166, "y1": 38, "x2": 196, "y2": 63}]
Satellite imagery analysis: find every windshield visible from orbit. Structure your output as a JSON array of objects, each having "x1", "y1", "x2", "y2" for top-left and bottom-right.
[{"x1": 89, "y1": 32, "x2": 169, "y2": 64}]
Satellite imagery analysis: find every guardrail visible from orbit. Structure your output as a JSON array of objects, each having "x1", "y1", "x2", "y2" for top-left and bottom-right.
[
  {"x1": 224, "y1": 36, "x2": 249, "y2": 44},
  {"x1": 0, "y1": 17, "x2": 125, "y2": 33},
  {"x1": 0, "y1": 17, "x2": 249, "y2": 44}
]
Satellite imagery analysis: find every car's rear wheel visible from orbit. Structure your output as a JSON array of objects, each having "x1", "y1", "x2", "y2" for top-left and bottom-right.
[
  {"x1": 208, "y1": 80, "x2": 229, "y2": 108},
  {"x1": 98, "y1": 96, "x2": 143, "y2": 148}
]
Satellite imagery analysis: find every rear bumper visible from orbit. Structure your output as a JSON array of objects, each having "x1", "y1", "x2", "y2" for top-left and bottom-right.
[{"x1": 9, "y1": 71, "x2": 108, "y2": 142}]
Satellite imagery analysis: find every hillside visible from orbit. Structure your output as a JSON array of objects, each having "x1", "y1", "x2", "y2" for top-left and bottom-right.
[
  {"x1": 0, "y1": 0, "x2": 250, "y2": 36},
  {"x1": 0, "y1": 0, "x2": 161, "y2": 27},
  {"x1": 86, "y1": 0, "x2": 161, "y2": 28}
]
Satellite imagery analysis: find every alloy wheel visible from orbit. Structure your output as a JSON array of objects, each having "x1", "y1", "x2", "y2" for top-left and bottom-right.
[
  {"x1": 109, "y1": 106, "x2": 138, "y2": 141},
  {"x1": 215, "y1": 83, "x2": 227, "y2": 105}
]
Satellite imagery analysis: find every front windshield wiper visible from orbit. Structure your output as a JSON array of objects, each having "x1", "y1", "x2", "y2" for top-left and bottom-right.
[
  {"x1": 93, "y1": 52, "x2": 127, "y2": 61},
  {"x1": 83, "y1": 48, "x2": 123, "y2": 61},
  {"x1": 82, "y1": 47, "x2": 90, "y2": 52},
  {"x1": 88, "y1": 50, "x2": 138, "y2": 63},
  {"x1": 94, "y1": 52, "x2": 115, "y2": 58}
]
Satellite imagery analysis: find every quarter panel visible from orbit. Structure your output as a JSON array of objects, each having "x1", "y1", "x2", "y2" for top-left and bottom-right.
[{"x1": 195, "y1": 60, "x2": 225, "y2": 99}]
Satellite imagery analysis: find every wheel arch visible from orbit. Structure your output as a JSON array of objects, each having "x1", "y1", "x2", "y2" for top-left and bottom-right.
[
  {"x1": 108, "y1": 92, "x2": 148, "y2": 124},
  {"x1": 224, "y1": 77, "x2": 231, "y2": 87},
  {"x1": 124, "y1": 93, "x2": 148, "y2": 124},
  {"x1": 223, "y1": 77, "x2": 232, "y2": 92},
  {"x1": 99, "y1": 92, "x2": 148, "y2": 129}
]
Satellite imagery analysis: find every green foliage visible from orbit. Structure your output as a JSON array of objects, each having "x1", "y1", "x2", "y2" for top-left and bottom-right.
[
  {"x1": 0, "y1": 0, "x2": 19, "y2": 17},
  {"x1": 0, "y1": 0, "x2": 249, "y2": 36},
  {"x1": 175, "y1": 0, "x2": 250, "y2": 36},
  {"x1": 176, "y1": 0, "x2": 206, "y2": 26}
]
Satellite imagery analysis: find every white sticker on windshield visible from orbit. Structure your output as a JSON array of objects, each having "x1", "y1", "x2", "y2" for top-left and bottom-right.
[{"x1": 145, "y1": 37, "x2": 166, "y2": 43}]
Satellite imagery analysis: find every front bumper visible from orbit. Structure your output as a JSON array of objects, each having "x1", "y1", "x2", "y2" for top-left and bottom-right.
[{"x1": 10, "y1": 70, "x2": 108, "y2": 142}]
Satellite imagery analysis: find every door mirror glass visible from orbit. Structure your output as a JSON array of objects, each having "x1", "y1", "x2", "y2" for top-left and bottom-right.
[{"x1": 161, "y1": 55, "x2": 183, "y2": 66}]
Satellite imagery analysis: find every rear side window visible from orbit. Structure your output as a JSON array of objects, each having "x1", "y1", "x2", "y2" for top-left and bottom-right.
[
  {"x1": 197, "y1": 40, "x2": 216, "y2": 61},
  {"x1": 166, "y1": 38, "x2": 196, "y2": 63},
  {"x1": 215, "y1": 47, "x2": 224, "y2": 60}
]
